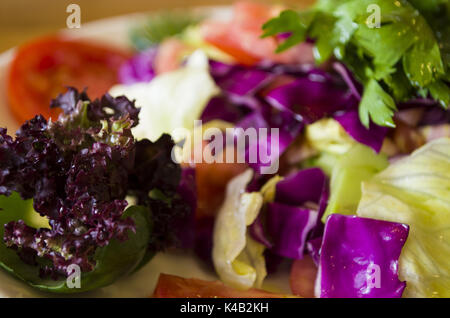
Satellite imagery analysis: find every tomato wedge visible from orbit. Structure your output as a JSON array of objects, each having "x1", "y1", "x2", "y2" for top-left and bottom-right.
[
  {"x1": 201, "y1": 21, "x2": 261, "y2": 66},
  {"x1": 153, "y1": 273, "x2": 292, "y2": 298},
  {"x1": 201, "y1": 2, "x2": 314, "y2": 66},
  {"x1": 289, "y1": 255, "x2": 318, "y2": 298},
  {"x1": 7, "y1": 36, "x2": 131, "y2": 123},
  {"x1": 154, "y1": 38, "x2": 189, "y2": 74}
]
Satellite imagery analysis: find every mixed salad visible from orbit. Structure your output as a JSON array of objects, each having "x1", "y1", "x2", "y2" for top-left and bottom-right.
[{"x1": 0, "y1": 0, "x2": 449, "y2": 298}]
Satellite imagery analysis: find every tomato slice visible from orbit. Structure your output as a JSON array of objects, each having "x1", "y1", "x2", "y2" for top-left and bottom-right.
[
  {"x1": 289, "y1": 255, "x2": 318, "y2": 298},
  {"x1": 153, "y1": 273, "x2": 291, "y2": 298},
  {"x1": 201, "y1": 2, "x2": 314, "y2": 66},
  {"x1": 233, "y1": 1, "x2": 282, "y2": 31},
  {"x1": 201, "y1": 21, "x2": 261, "y2": 66},
  {"x1": 7, "y1": 35, "x2": 131, "y2": 123},
  {"x1": 154, "y1": 38, "x2": 189, "y2": 74}
]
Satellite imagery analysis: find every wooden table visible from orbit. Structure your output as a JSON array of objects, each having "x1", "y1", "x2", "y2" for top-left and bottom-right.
[{"x1": 0, "y1": 0, "x2": 314, "y2": 52}]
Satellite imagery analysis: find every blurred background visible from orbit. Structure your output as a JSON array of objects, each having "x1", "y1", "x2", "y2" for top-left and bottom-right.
[{"x1": 0, "y1": 0, "x2": 314, "y2": 52}]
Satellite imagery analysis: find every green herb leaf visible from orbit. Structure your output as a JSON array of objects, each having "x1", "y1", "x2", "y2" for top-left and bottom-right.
[
  {"x1": 428, "y1": 80, "x2": 450, "y2": 108},
  {"x1": 264, "y1": 0, "x2": 450, "y2": 127},
  {"x1": 262, "y1": 10, "x2": 315, "y2": 41},
  {"x1": 383, "y1": 67, "x2": 415, "y2": 102},
  {"x1": 308, "y1": 13, "x2": 339, "y2": 63},
  {"x1": 402, "y1": 33, "x2": 444, "y2": 87},
  {"x1": 359, "y1": 79, "x2": 397, "y2": 128}
]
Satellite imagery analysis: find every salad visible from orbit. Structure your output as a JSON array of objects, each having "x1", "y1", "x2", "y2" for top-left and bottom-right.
[{"x1": 0, "y1": 0, "x2": 449, "y2": 298}]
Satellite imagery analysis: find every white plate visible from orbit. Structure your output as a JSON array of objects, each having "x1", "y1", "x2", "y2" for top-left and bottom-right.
[{"x1": 0, "y1": 6, "x2": 291, "y2": 298}]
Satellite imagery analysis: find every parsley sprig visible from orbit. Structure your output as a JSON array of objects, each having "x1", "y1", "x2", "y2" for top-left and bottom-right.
[{"x1": 262, "y1": 0, "x2": 450, "y2": 128}]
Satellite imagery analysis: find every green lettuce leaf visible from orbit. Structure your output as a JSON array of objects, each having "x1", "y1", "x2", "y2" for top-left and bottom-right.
[
  {"x1": 322, "y1": 143, "x2": 388, "y2": 222},
  {"x1": 110, "y1": 50, "x2": 219, "y2": 142},
  {"x1": 212, "y1": 170, "x2": 282, "y2": 290},
  {"x1": 357, "y1": 138, "x2": 450, "y2": 297}
]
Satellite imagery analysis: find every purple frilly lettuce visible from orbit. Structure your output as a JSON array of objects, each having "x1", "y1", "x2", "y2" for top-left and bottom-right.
[
  {"x1": 0, "y1": 87, "x2": 186, "y2": 278},
  {"x1": 316, "y1": 214, "x2": 409, "y2": 298},
  {"x1": 173, "y1": 167, "x2": 197, "y2": 249}
]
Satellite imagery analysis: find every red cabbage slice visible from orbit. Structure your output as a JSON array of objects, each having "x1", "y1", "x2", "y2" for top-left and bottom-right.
[
  {"x1": 332, "y1": 62, "x2": 362, "y2": 100},
  {"x1": 306, "y1": 236, "x2": 322, "y2": 266},
  {"x1": 200, "y1": 96, "x2": 250, "y2": 123},
  {"x1": 118, "y1": 48, "x2": 157, "y2": 84},
  {"x1": 265, "y1": 77, "x2": 358, "y2": 123},
  {"x1": 248, "y1": 168, "x2": 329, "y2": 261},
  {"x1": 216, "y1": 68, "x2": 274, "y2": 97},
  {"x1": 227, "y1": 94, "x2": 264, "y2": 111},
  {"x1": 248, "y1": 215, "x2": 273, "y2": 249},
  {"x1": 209, "y1": 60, "x2": 235, "y2": 77},
  {"x1": 266, "y1": 202, "x2": 318, "y2": 259},
  {"x1": 309, "y1": 177, "x2": 329, "y2": 240},
  {"x1": 209, "y1": 60, "x2": 274, "y2": 97},
  {"x1": 274, "y1": 168, "x2": 328, "y2": 253},
  {"x1": 419, "y1": 107, "x2": 450, "y2": 126},
  {"x1": 316, "y1": 214, "x2": 409, "y2": 298},
  {"x1": 334, "y1": 110, "x2": 389, "y2": 153},
  {"x1": 236, "y1": 105, "x2": 303, "y2": 174},
  {"x1": 275, "y1": 167, "x2": 326, "y2": 206}
]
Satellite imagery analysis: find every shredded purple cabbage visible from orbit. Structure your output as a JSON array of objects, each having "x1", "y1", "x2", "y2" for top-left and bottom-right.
[
  {"x1": 212, "y1": 64, "x2": 274, "y2": 97},
  {"x1": 200, "y1": 96, "x2": 250, "y2": 124},
  {"x1": 266, "y1": 203, "x2": 318, "y2": 259},
  {"x1": 419, "y1": 107, "x2": 450, "y2": 126},
  {"x1": 249, "y1": 168, "x2": 329, "y2": 260},
  {"x1": 306, "y1": 236, "x2": 322, "y2": 266},
  {"x1": 118, "y1": 48, "x2": 157, "y2": 84},
  {"x1": 334, "y1": 110, "x2": 389, "y2": 153},
  {"x1": 316, "y1": 214, "x2": 409, "y2": 298},
  {"x1": 332, "y1": 62, "x2": 362, "y2": 100},
  {"x1": 275, "y1": 168, "x2": 326, "y2": 205},
  {"x1": 265, "y1": 77, "x2": 357, "y2": 123},
  {"x1": 235, "y1": 105, "x2": 303, "y2": 174},
  {"x1": 248, "y1": 213, "x2": 273, "y2": 248}
]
